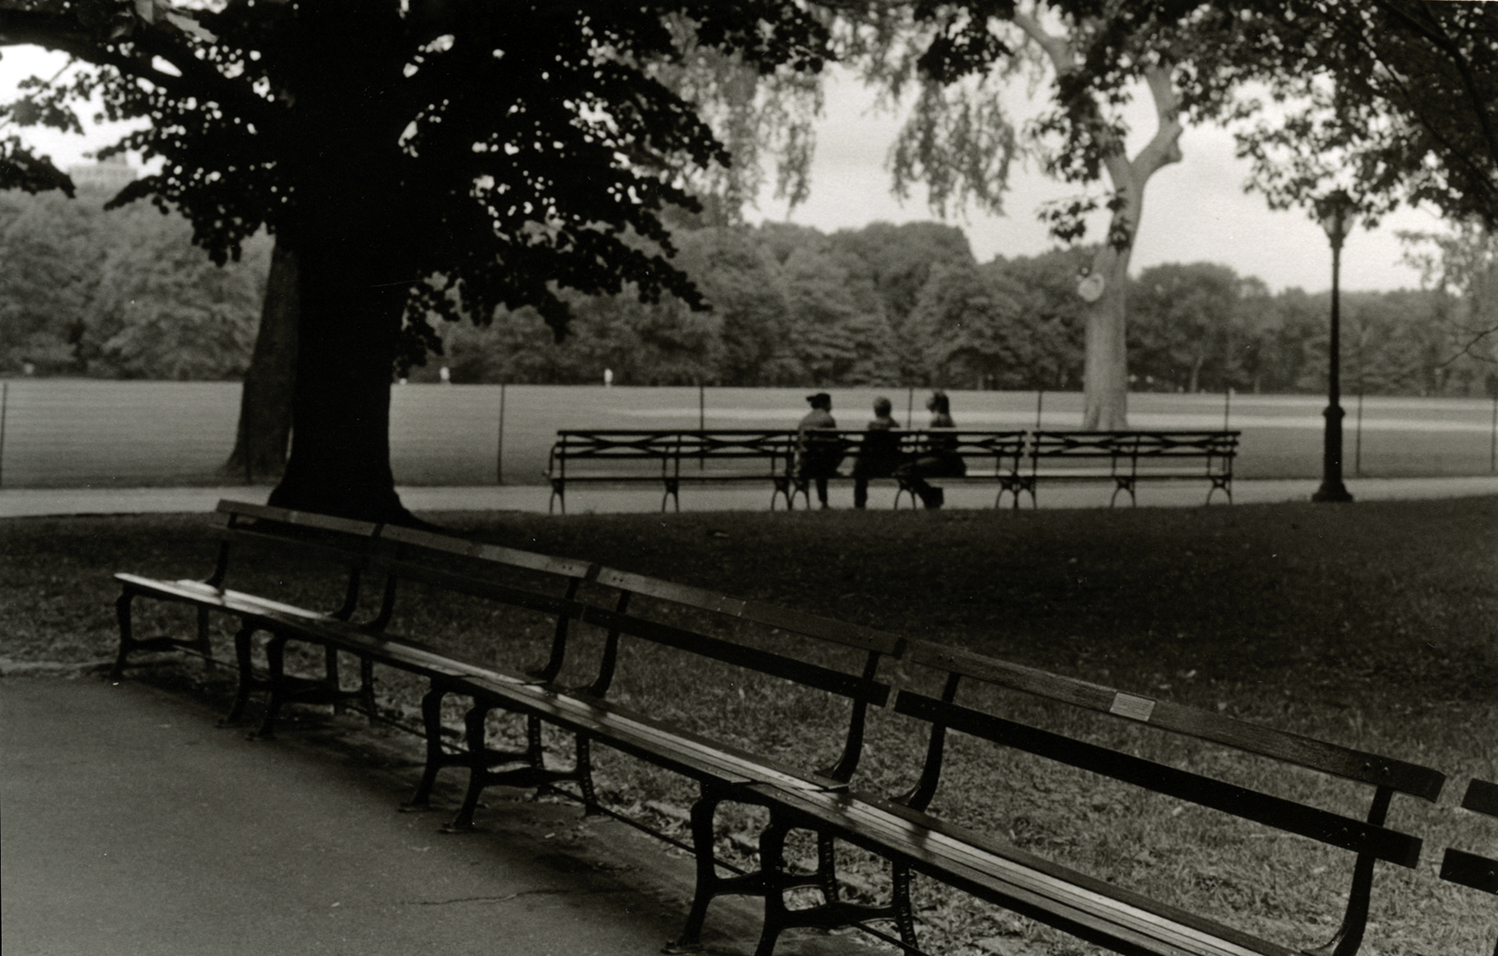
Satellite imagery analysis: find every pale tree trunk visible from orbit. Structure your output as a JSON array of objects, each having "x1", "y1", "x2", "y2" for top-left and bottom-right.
[
  {"x1": 221, "y1": 240, "x2": 297, "y2": 482},
  {"x1": 1015, "y1": 10, "x2": 1183, "y2": 429}
]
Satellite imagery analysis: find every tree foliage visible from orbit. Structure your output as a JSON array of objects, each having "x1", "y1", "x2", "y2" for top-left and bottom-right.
[
  {"x1": 0, "y1": 187, "x2": 267, "y2": 377},
  {"x1": 1, "y1": 0, "x2": 833, "y2": 520}
]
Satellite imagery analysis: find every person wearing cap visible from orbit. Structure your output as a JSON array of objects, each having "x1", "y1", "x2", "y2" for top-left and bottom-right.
[
  {"x1": 893, "y1": 390, "x2": 964, "y2": 509},
  {"x1": 796, "y1": 392, "x2": 842, "y2": 509},
  {"x1": 851, "y1": 396, "x2": 903, "y2": 509}
]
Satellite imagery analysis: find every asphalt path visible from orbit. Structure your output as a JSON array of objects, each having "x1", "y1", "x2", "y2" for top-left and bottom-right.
[
  {"x1": 0, "y1": 676, "x2": 867, "y2": 956},
  {"x1": 3, "y1": 475, "x2": 1497, "y2": 519}
]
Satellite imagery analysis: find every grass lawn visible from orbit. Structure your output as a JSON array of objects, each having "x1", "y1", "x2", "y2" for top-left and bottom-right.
[{"x1": 2, "y1": 497, "x2": 1494, "y2": 954}]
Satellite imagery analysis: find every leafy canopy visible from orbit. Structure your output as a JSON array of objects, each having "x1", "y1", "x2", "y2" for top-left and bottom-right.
[{"x1": 1, "y1": 1, "x2": 831, "y2": 350}]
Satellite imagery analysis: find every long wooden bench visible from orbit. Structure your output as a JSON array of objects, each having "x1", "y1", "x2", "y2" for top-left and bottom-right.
[
  {"x1": 744, "y1": 640, "x2": 1443, "y2": 956},
  {"x1": 209, "y1": 518, "x2": 904, "y2": 951},
  {"x1": 112, "y1": 500, "x2": 383, "y2": 724},
  {"x1": 545, "y1": 429, "x2": 801, "y2": 513},
  {"x1": 545, "y1": 428, "x2": 1237, "y2": 512},
  {"x1": 118, "y1": 506, "x2": 1446, "y2": 956},
  {"x1": 1004, "y1": 430, "x2": 1240, "y2": 508}
]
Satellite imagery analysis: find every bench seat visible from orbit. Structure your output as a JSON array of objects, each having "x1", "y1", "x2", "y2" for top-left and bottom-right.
[{"x1": 752, "y1": 783, "x2": 1297, "y2": 956}]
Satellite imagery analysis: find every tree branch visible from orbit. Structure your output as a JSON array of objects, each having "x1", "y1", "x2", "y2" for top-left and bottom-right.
[
  {"x1": 0, "y1": 9, "x2": 281, "y2": 135},
  {"x1": 1371, "y1": 0, "x2": 1498, "y2": 169},
  {"x1": 1134, "y1": 62, "x2": 1183, "y2": 181}
]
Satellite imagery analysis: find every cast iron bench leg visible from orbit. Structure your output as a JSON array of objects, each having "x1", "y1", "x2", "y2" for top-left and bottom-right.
[
  {"x1": 403, "y1": 682, "x2": 457, "y2": 810},
  {"x1": 111, "y1": 590, "x2": 136, "y2": 682},
  {"x1": 220, "y1": 620, "x2": 263, "y2": 726}
]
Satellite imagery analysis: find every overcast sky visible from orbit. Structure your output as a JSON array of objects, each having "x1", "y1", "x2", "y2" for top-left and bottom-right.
[
  {"x1": 3, "y1": 47, "x2": 1450, "y2": 294},
  {"x1": 750, "y1": 69, "x2": 1451, "y2": 294}
]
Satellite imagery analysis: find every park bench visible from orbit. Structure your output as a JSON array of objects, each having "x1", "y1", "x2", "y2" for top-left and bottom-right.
[
  {"x1": 212, "y1": 517, "x2": 905, "y2": 952},
  {"x1": 115, "y1": 506, "x2": 1455, "y2": 956},
  {"x1": 546, "y1": 427, "x2": 1037, "y2": 512},
  {"x1": 545, "y1": 429, "x2": 800, "y2": 513},
  {"x1": 1439, "y1": 778, "x2": 1497, "y2": 952},
  {"x1": 432, "y1": 561, "x2": 905, "y2": 951},
  {"x1": 1002, "y1": 430, "x2": 1240, "y2": 508},
  {"x1": 743, "y1": 639, "x2": 1443, "y2": 956},
  {"x1": 111, "y1": 500, "x2": 384, "y2": 724}
]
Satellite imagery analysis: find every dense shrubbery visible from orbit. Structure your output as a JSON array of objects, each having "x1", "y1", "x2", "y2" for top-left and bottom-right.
[{"x1": 3, "y1": 189, "x2": 1492, "y2": 396}]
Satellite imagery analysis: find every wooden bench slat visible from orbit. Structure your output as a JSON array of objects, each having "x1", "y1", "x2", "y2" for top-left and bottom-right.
[
  {"x1": 592, "y1": 567, "x2": 902, "y2": 655},
  {"x1": 217, "y1": 499, "x2": 379, "y2": 537},
  {"x1": 754, "y1": 784, "x2": 1289, "y2": 956},
  {"x1": 905, "y1": 642, "x2": 1445, "y2": 799},
  {"x1": 896, "y1": 690, "x2": 1423, "y2": 867},
  {"x1": 379, "y1": 525, "x2": 597, "y2": 579},
  {"x1": 1461, "y1": 777, "x2": 1498, "y2": 817},
  {"x1": 576, "y1": 605, "x2": 890, "y2": 706},
  {"x1": 1440, "y1": 848, "x2": 1498, "y2": 894},
  {"x1": 115, "y1": 575, "x2": 342, "y2": 622}
]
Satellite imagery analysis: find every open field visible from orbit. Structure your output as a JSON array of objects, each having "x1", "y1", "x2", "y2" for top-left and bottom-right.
[
  {"x1": 2, "y1": 498, "x2": 1494, "y2": 954},
  {"x1": 1, "y1": 379, "x2": 1495, "y2": 488}
]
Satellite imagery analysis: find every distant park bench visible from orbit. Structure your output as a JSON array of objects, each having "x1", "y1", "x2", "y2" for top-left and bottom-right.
[
  {"x1": 544, "y1": 429, "x2": 800, "y2": 514},
  {"x1": 113, "y1": 502, "x2": 1451, "y2": 956},
  {"x1": 1002, "y1": 429, "x2": 1241, "y2": 508},
  {"x1": 546, "y1": 428, "x2": 1238, "y2": 512}
]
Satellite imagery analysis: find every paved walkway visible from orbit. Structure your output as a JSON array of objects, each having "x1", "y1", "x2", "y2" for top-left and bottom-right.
[
  {"x1": 0, "y1": 676, "x2": 865, "y2": 956},
  {"x1": 4, "y1": 475, "x2": 1497, "y2": 518}
]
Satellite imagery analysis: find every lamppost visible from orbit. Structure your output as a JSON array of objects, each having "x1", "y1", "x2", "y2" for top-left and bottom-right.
[{"x1": 1313, "y1": 190, "x2": 1355, "y2": 503}]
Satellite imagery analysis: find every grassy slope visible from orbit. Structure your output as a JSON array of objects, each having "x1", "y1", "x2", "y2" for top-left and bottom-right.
[{"x1": 2, "y1": 498, "x2": 1494, "y2": 954}]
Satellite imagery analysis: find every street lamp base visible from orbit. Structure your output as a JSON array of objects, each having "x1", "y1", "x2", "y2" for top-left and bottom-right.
[{"x1": 1312, "y1": 482, "x2": 1355, "y2": 503}]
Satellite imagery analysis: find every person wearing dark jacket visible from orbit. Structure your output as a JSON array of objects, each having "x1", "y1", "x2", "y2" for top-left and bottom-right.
[
  {"x1": 796, "y1": 392, "x2": 842, "y2": 508},
  {"x1": 852, "y1": 396, "x2": 903, "y2": 509},
  {"x1": 893, "y1": 390, "x2": 964, "y2": 509}
]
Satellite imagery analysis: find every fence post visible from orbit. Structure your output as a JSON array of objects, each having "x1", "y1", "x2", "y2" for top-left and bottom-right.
[
  {"x1": 1223, "y1": 389, "x2": 1231, "y2": 431},
  {"x1": 496, "y1": 382, "x2": 506, "y2": 485},
  {"x1": 1035, "y1": 389, "x2": 1044, "y2": 430},
  {"x1": 1490, "y1": 394, "x2": 1496, "y2": 474},
  {"x1": 0, "y1": 381, "x2": 7, "y2": 488},
  {"x1": 906, "y1": 386, "x2": 914, "y2": 428},
  {"x1": 1355, "y1": 390, "x2": 1364, "y2": 477}
]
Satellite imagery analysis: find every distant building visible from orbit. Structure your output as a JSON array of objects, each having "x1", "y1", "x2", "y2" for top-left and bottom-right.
[{"x1": 67, "y1": 154, "x2": 138, "y2": 192}]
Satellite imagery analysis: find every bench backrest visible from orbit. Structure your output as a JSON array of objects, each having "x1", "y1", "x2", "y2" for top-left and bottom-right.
[
  {"x1": 370, "y1": 525, "x2": 603, "y2": 683},
  {"x1": 1029, "y1": 430, "x2": 1238, "y2": 467},
  {"x1": 550, "y1": 430, "x2": 801, "y2": 476},
  {"x1": 577, "y1": 566, "x2": 903, "y2": 784},
  {"x1": 894, "y1": 639, "x2": 1443, "y2": 953},
  {"x1": 213, "y1": 499, "x2": 382, "y2": 620},
  {"x1": 551, "y1": 429, "x2": 1038, "y2": 473},
  {"x1": 1440, "y1": 778, "x2": 1498, "y2": 896}
]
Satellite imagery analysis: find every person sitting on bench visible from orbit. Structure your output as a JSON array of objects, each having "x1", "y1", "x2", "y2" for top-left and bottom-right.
[
  {"x1": 796, "y1": 392, "x2": 843, "y2": 509},
  {"x1": 852, "y1": 396, "x2": 903, "y2": 509},
  {"x1": 894, "y1": 390, "x2": 964, "y2": 509}
]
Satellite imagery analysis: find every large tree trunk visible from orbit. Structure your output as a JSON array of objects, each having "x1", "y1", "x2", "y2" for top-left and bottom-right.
[
  {"x1": 1079, "y1": 65, "x2": 1183, "y2": 429},
  {"x1": 1081, "y1": 243, "x2": 1132, "y2": 429},
  {"x1": 1015, "y1": 16, "x2": 1183, "y2": 430},
  {"x1": 220, "y1": 240, "x2": 297, "y2": 482},
  {"x1": 266, "y1": 232, "x2": 408, "y2": 523},
  {"x1": 266, "y1": 3, "x2": 415, "y2": 524}
]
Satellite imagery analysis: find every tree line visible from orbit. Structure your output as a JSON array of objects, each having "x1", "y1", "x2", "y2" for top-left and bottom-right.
[
  {"x1": 6, "y1": 189, "x2": 1489, "y2": 399},
  {"x1": 0, "y1": 187, "x2": 270, "y2": 379}
]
